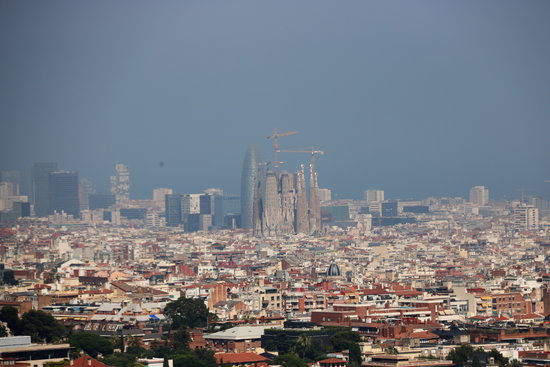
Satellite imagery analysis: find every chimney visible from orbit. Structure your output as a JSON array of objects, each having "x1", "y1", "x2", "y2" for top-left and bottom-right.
[{"x1": 88, "y1": 358, "x2": 92, "y2": 366}]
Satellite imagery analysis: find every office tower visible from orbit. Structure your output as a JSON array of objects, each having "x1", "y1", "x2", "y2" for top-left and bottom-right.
[
  {"x1": 199, "y1": 214, "x2": 212, "y2": 231},
  {"x1": 49, "y1": 171, "x2": 80, "y2": 218},
  {"x1": 79, "y1": 178, "x2": 95, "y2": 211},
  {"x1": 0, "y1": 182, "x2": 12, "y2": 198},
  {"x1": 214, "y1": 195, "x2": 241, "y2": 228},
  {"x1": 318, "y1": 188, "x2": 332, "y2": 202},
  {"x1": 165, "y1": 194, "x2": 183, "y2": 227},
  {"x1": 240, "y1": 146, "x2": 261, "y2": 229},
  {"x1": 12, "y1": 202, "x2": 30, "y2": 218},
  {"x1": 369, "y1": 201, "x2": 382, "y2": 216},
  {"x1": 89, "y1": 194, "x2": 116, "y2": 210},
  {"x1": 0, "y1": 171, "x2": 20, "y2": 195},
  {"x1": 364, "y1": 190, "x2": 384, "y2": 204},
  {"x1": 182, "y1": 194, "x2": 201, "y2": 216},
  {"x1": 31, "y1": 162, "x2": 58, "y2": 217},
  {"x1": 382, "y1": 201, "x2": 398, "y2": 217},
  {"x1": 186, "y1": 213, "x2": 200, "y2": 232},
  {"x1": 469, "y1": 186, "x2": 489, "y2": 205},
  {"x1": 153, "y1": 188, "x2": 173, "y2": 208},
  {"x1": 514, "y1": 205, "x2": 539, "y2": 229},
  {"x1": 110, "y1": 164, "x2": 130, "y2": 206},
  {"x1": 199, "y1": 194, "x2": 214, "y2": 215}
]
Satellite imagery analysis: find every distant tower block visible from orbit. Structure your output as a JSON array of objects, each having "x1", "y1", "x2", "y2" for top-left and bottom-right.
[
  {"x1": 469, "y1": 186, "x2": 489, "y2": 205},
  {"x1": 318, "y1": 188, "x2": 332, "y2": 202},
  {"x1": 364, "y1": 189, "x2": 384, "y2": 204},
  {"x1": 110, "y1": 164, "x2": 130, "y2": 207}
]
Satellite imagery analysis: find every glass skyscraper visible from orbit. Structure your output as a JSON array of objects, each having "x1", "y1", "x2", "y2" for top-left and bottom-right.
[
  {"x1": 31, "y1": 162, "x2": 58, "y2": 217},
  {"x1": 49, "y1": 171, "x2": 80, "y2": 218},
  {"x1": 240, "y1": 146, "x2": 261, "y2": 229}
]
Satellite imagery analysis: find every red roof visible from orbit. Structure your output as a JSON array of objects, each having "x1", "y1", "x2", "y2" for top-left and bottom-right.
[
  {"x1": 71, "y1": 355, "x2": 113, "y2": 367},
  {"x1": 318, "y1": 358, "x2": 347, "y2": 364}
]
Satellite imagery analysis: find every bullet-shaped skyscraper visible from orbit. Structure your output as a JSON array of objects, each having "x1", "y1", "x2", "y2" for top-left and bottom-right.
[{"x1": 240, "y1": 147, "x2": 261, "y2": 229}]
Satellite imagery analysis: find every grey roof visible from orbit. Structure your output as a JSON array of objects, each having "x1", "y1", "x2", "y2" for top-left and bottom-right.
[{"x1": 203, "y1": 325, "x2": 276, "y2": 341}]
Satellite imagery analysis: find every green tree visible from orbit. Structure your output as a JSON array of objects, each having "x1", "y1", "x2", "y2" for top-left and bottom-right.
[
  {"x1": 385, "y1": 346, "x2": 399, "y2": 355},
  {"x1": 101, "y1": 353, "x2": 142, "y2": 367},
  {"x1": 0, "y1": 306, "x2": 20, "y2": 334},
  {"x1": 273, "y1": 353, "x2": 308, "y2": 367},
  {"x1": 488, "y1": 349, "x2": 509, "y2": 367},
  {"x1": 294, "y1": 334, "x2": 312, "y2": 359},
  {"x1": 508, "y1": 359, "x2": 521, "y2": 367},
  {"x1": 19, "y1": 310, "x2": 66, "y2": 342},
  {"x1": 164, "y1": 297, "x2": 210, "y2": 329},
  {"x1": 171, "y1": 353, "x2": 207, "y2": 367},
  {"x1": 348, "y1": 343, "x2": 362, "y2": 367},
  {"x1": 171, "y1": 327, "x2": 191, "y2": 352},
  {"x1": 330, "y1": 331, "x2": 360, "y2": 352},
  {"x1": 193, "y1": 348, "x2": 217, "y2": 367},
  {"x1": 69, "y1": 332, "x2": 114, "y2": 358},
  {"x1": 447, "y1": 344, "x2": 475, "y2": 367},
  {"x1": 126, "y1": 336, "x2": 154, "y2": 358}
]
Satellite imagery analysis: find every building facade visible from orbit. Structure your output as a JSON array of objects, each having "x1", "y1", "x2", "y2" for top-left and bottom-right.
[
  {"x1": 49, "y1": 171, "x2": 80, "y2": 218},
  {"x1": 31, "y1": 162, "x2": 58, "y2": 217}
]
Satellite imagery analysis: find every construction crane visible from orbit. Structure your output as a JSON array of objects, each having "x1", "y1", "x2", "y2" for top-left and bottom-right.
[
  {"x1": 266, "y1": 130, "x2": 299, "y2": 167},
  {"x1": 277, "y1": 148, "x2": 324, "y2": 167}
]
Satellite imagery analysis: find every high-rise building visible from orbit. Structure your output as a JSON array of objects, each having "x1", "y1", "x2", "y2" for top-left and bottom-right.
[
  {"x1": 165, "y1": 194, "x2": 183, "y2": 227},
  {"x1": 382, "y1": 201, "x2": 398, "y2": 217},
  {"x1": 49, "y1": 171, "x2": 80, "y2": 218},
  {"x1": 240, "y1": 147, "x2": 261, "y2": 229},
  {"x1": 364, "y1": 190, "x2": 384, "y2": 204},
  {"x1": 79, "y1": 178, "x2": 95, "y2": 211},
  {"x1": 110, "y1": 164, "x2": 130, "y2": 207},
  {"x1": 199, "y1": 194, "x2": 214, "y2": 215},
  {"x1": 318, "y1": 188, "x2": 332, "y2": 202},
  {"x1": 0, "y1": 171, "x2": 20, "y2": 195},
  {"x1": 31, "y1": 162, "x2": 58, "y2": 217},
  {"x1": 213, "y1": 194, "x2": 240, "y2": 228},
  {"x1": 182, "y1": 194, "x2": 201, "y2": 216},
  {"x1": 514, "y1": 205, "x2": 539, "y2": 229},
  {"x1": 89, "y1": 194, "x2": 116, "y2": 210},
  {"x1": 469, "y1": 186, "x2": 489, "y2": 205},
  {"x1": 153, "y1": 188, "x2": 173, "y2": 208}
]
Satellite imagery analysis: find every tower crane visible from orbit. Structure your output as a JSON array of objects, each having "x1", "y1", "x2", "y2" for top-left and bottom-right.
[
  {"x1": 277, "y1": 148, "x2": 324, "y2": 167},
  {"x1": 266, "y1": 130, "x2": 299, "y2": 167}
]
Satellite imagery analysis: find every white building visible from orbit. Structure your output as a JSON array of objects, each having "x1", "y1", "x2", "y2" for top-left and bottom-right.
[
  {"x1": 514, "y1": 205, "x2": 539, "y2": 229},
  {"x1": 153, "y1": 188, "x2": 173, "y2": 208},
  {"x1": 318, "y1": 188, "x2": 332, "y2": 202},
  {"x1": 182, "y1": 194, "x2": 201, "y2": 214},
  {"x1": 469, "y1": 186, "x2": 489, "y2": 205},
  {"x1": 364, "y1": 189, "x2": 384, "y2": 204}
]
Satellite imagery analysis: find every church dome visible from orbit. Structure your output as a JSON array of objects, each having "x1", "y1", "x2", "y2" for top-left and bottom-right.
[{"x1": 326, "y1": 262, "x2": 341, "y2": 277}]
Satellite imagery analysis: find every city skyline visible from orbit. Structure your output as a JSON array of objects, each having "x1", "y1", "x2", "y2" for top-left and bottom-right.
[{"x1": 1, "y1": 1, "x2": 549, "y2": 200}]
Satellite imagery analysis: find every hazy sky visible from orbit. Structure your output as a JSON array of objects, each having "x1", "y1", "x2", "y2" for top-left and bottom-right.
[{"x1": 1, "y1": 1, "x2": 549, "y2": 200}]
